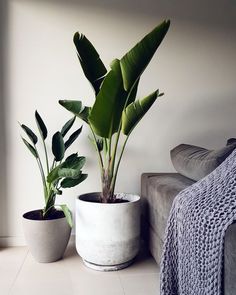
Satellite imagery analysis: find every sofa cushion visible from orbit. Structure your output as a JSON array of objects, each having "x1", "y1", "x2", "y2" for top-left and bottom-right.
[
  {"x1": 170, "y1": 142, "x2": 236, "y2": 181},
  {"x1": 141, "y1": 173, "x2": 194, "y2": 243},
  {"x1": 227, "y1": 138, "x2": 236, "y2": 146}
]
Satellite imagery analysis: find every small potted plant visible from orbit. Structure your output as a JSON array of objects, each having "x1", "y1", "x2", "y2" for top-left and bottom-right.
[
  {"x1": 60, "y1": 19, "x2": 170, "y2": 270},
  {"x1": 20, "y1": 111, "x2": 87, "y2": 263}
]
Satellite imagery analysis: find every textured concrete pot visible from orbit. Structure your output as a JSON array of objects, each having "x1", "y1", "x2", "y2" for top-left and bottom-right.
[
  {"x1": 76, "y1": 192, "x2": 141, "y2": 271},
  {"x1": 22, "y1": 209, "x2": 71, "y2": 263}
]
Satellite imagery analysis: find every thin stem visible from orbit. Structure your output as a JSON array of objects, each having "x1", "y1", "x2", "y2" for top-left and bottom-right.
[
  {"x1": 50, "y1": 158, "x2": 56, "y2": 171},
  {"x1": 43, "y1": 201, "x2": 56, "y2": 217},
  {"x1": 90, "y1": 126, "x2": 104, "y2": 172},
  {"x1": 110, "y1": 125, "x2": 121, "y2": 179},
  {"x1": 35, "y1": 156, "x2": 47, "y2": 203},
  {"x1": 109, "y1": 86, "x2": 135, "y2": 184},
  {"x1": 110, "y1": 135, "x2": 129, "y2": 196},
  {"x1": 102, "y1": 138, "x2": 108, "y2": 167},
  {"x1": 42, "y1": 140, "x2": 49, "y2": 174},
  {"x1": 108, "y1": 136, "x2": 112, "y2": 161},
  {"x1": 36, "y1": 158, "x2": 46, "y2": 187}
]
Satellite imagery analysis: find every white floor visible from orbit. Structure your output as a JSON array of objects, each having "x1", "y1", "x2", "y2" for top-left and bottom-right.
[{"x1": 0, "y1": 244, "x2": 160, "y2": 295}]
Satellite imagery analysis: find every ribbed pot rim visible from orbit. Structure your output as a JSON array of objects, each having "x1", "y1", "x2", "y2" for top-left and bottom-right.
[
  {"x1": 77, "y1": 192, "x2": 140, "y2": 206},
  {"x1": 23, "y1": 209, "x2": 66, "y2": 222}
]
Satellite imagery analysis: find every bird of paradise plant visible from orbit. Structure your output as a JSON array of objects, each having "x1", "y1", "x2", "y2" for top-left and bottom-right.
[
  {"x1": 20, "y1": 112, "x2": 87, "y2": 226},
  {"x1": 59, "y1": 20, "x2": 170, "y2": 203}
]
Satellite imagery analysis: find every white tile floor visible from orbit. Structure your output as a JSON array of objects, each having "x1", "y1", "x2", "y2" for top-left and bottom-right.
[{"x1": 0, "y1": 244, "x2": 160, "y2": 295}]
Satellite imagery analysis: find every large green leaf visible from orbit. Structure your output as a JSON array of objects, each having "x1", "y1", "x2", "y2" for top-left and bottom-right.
[
  {"x1": 78, "y1": 106, "x2": 91, "y2": 123},
  {"x1": 65, "y1": 126, "x2": 83, "y2": 150},
  {"x1": 52, "y1": 132, "x2": 65, "y2": 161},
  {"x1": 21, "y1": 124, "x2": 38, "y2": 144},
  {"x1": 58, "y1": 168, "x2": 81, "y2": 179},
  {"x1": 58, "y1": 155, "x2": 86, "y2": 178},
  {"x1": 35, "y1": 111, "x2": 47, "y2": 140},
  {"x1": 64, "y1": 155, "x2": 86, "y2": 171},
  {"x1": 59, "y1": 100, "x2": 82, "y2": 115},
  {"x1": 74, "y1": 32, "x2": 107, "y2": 94},
  {"x1": 64, "y1": 153, "x2": 79, "y2": 164},
  {"x1": 59, "y1": 204, "x2": 73, "y2": 227},
  {"x1": 127, "y1": 78, "x2": 140, "y2": 105},
  {"x1": 47, "y1": 154, "x2": 86, "y2": 183},
  {"x1": 89, "y1": 59, "x2": 127, "y2": 138},
  {"x1": 59, "y1": 100, "x2": 90, "y2": 123},
  {"x1": 122, "y1": 90, "x2": 160, "y2": 135},
  {"x1": 61, "y1": 173, "x2": 88, "y2": 188},
  {"x1": 120, "y1": 20, "x2": 170, "y2": 92},
  {"x1": 61, "y1": 116, "x2": 75, "y2": 137},
  {"x1": 22, "y1": 137, "x2": 38, "y2": 158}
]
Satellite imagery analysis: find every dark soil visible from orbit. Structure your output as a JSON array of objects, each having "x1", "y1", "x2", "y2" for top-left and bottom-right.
[
  {"x1": 112, "y1": 199, "x2": 129, "y2": 203},
  {"x1": 23, "y1": 209, "x2": 65, "y2": 221}
]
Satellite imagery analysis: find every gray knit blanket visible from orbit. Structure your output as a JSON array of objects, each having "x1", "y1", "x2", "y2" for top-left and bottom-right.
[{"x1": 160, "y1": 148, "x2": 236, "y2": 295}]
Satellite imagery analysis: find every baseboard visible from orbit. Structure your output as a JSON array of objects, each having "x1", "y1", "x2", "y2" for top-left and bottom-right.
[
  {"x1": 0, "y1": 236, "x2": 26, "y2": 247},
  {"x1": 0, "y1": 234, "x2": 75, "y2": 247}
]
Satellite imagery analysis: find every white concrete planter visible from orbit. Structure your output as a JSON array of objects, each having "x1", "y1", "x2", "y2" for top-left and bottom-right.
[
  {"x1": 22, "y1": 210, "x2": 71, "y2": 263},
  {"x1": 76, "y1": 192, "x2": 141, "y2": 271}
]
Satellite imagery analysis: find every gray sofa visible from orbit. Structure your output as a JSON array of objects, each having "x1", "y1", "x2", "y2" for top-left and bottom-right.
[{"x1": 141, "y1": 172, "x2": 236, "y2": 295}]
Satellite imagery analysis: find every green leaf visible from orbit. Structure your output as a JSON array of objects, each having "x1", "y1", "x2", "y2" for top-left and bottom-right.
[
  {"x1": 120, "y1": 20, "x2": 170, "y2": 91},
  {"x1": 122, "y1": 90, "x2": 160, "y2": 135},
  {"x1": 89, "y1": 59, "x2": 127, "y2": 138},
  {"x1": 58, "y1": 168, "x2": 81, "y2": 179},
  {"x1": 59, "y1": 100, "x2": 82, "y2": 115},
  {"x1": 59, "y1": 100, "x2": 90, "y2": 123},
  {"x1": 35, "y1": 111, "x2": 48, "y2": 140},
  {"x1": 61, "y1": 173, "x2": 88, "y2": 188},
  {"x1": 64, "y1": 154, "x2": 86, "y2": 170},
  {"x1": 47, "y1": 154, "x2": 86, "y2": 184},
  {"x1": 52, "y1": 132, "x2": 65, "y2": 161},
  {"x1": 78, "y1": 106, "x2": 91, "y2": 123},
  {"x1": 59, "y1": 205, "x2": 73, "y2": 228},
  {"x1": 73, "y1": 32, "x2": 107, "y2": 94},
  {"x1": 61, "y1": 116, "x2": 76, "y2": 137},
  {"x1": 64, "y1": 153, "x2": 78, "y2": 164},
  {"x1": 22, "y1": 137, "x2": 38, "y2": 158},
  {"x1": 21, "y1": 124, "x2": 38, "y2": 144},
  {"x1": 127, "y1": 78, "x2": 140, "y2": 106},
  {"x1": 58, "y1": 155, "x2": 86, "y2": 179},
  {"x1": 47, "y1": 166, "x2": 61, "y2": 183},
  {"x1": 65, "y1": 126, "x2": 83, "y2": 150}
]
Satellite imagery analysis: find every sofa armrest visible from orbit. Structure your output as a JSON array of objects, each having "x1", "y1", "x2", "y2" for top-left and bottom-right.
[{"x1": 224, "y1": 222, "x2": 236, "y2": 295}]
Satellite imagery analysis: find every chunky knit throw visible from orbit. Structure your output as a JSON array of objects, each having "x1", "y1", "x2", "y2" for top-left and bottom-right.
[{"x1": 160, "y1": 149, "x2": 236, "y2": 295}]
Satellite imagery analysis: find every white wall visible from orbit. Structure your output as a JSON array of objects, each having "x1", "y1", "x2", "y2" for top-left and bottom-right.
[
  {"x1": 1, "y1": 0, "x2": 236, "y2": 244},
  {"x1": 0, "y1": 0, "x2": 8, "y2": 240}
]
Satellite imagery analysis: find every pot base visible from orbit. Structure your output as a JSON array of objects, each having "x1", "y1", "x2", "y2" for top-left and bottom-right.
[{"x1": 83, "y1": 258, "x2": 135, "y2": 271}]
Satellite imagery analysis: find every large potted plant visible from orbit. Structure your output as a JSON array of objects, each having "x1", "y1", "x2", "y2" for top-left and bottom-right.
[
  {"x1": 59, "y1": 19, "x2": 170, "y2": 270},
  {"x1": 20, "y1": 111, "x2": 87, "y2": 262}
]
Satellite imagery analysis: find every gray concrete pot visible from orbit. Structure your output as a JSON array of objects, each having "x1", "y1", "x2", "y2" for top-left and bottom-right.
[
  {"x1": 76, "y1": 192, "x2": 141, "y2": 271},
  {"x1": 22, "y1": 209, "x2": 71, "y2": 263}
]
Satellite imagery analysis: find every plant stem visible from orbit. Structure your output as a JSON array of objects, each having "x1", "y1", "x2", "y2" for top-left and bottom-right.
[
  {"x1": 102, "y1": 138, "x2": 108, "y2": 167},
  {"x1": 50, "y1": 158, "x2": 56, "y2": 171},
  {"x1": 42, "y1": 140, "x2": 49, "y2": 174},
  {"x1": 108, "y1": 136, "x2": 112, "y2": 161},
  {"x1": 90, "y1": 126, "x2": 104, "y2": 172},
  {"x1": 43, "y1": 204, "x2": 54, "y2": 217},
  {"x1": 110, "y1": 126, "x2": 121, "y2": 178},
  {"x1": 109, "y1": 86, "x2": 135, "y2": 194},
  {"x1": 35, "y1": 155, "x2": 47, "y2": 202},
  {"x1": 110, "y1": 135, "x2": 129, "y2": 196}
]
